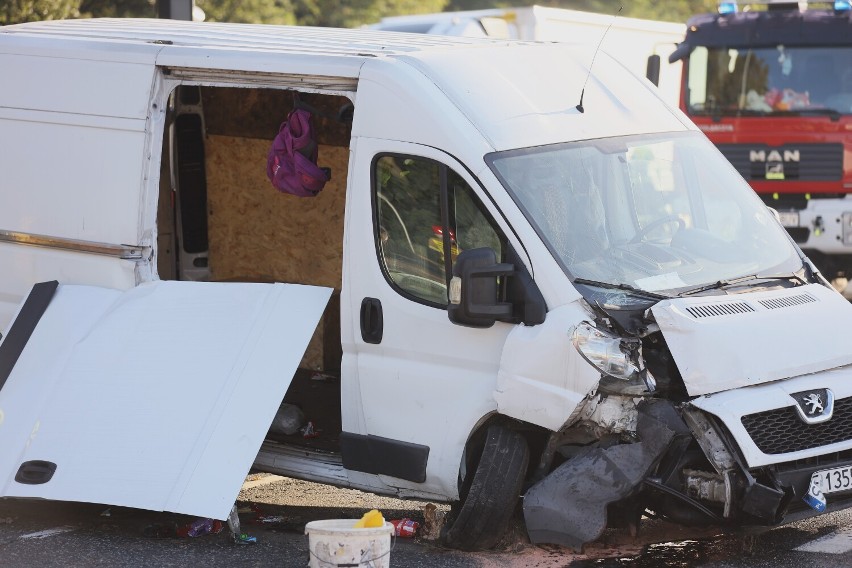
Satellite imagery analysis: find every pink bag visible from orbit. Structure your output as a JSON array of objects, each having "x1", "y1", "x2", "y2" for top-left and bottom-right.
[{"x1": 266, "y1": 108, "x2": 329, "y2": 197}]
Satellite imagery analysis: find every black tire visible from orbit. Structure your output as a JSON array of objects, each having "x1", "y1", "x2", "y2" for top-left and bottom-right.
[{"x1": 441, "y1": 424, "x2": 530, "y2": 551}]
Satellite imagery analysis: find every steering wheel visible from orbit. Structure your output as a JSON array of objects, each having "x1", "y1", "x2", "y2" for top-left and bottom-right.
[{"x1": 630, "y1": 215, "x2": 685, "y2": 244}]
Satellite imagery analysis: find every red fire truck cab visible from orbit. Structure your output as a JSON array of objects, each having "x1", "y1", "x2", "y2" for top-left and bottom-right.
[{"x1": 669, "y1": 0, "x2": 852, "y2": 288}]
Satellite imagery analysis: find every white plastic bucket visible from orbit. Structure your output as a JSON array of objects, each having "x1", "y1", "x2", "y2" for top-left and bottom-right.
[{"x1": 305, "y1": 519, "x2": 394, "y2": 568}]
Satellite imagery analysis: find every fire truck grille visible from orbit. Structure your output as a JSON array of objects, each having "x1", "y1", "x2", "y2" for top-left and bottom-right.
[
  {"x1": 718, "y1": 143, "x2": 843, "y2": 182},
  {"x1": 742, "y1": 396, "x2": 852, "y2": 454}
]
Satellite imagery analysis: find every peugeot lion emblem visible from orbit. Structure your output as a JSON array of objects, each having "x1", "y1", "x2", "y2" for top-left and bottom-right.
[{"x1": 791, "y1": 389, "x2": 834, "y2": 425}]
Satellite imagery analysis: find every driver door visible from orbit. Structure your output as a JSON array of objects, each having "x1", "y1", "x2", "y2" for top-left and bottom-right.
[{"x1": 341, "y1": 138, "x2": 520, "y2": 498}]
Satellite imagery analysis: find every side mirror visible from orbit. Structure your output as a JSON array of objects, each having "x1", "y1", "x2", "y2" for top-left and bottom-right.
[
  {"x1": 646, "y1": 54, "x2": 661, "y2": 86},
  {"x1": 448, "y1": 247, "x2": 547, "y2": 328},
  {"x1": 448, "y1": 248, "x2": 513, "y2": 328}
]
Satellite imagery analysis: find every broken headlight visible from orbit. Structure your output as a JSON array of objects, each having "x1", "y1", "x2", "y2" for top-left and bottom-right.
[{"x1": 570, "y1": 322, "x2": 656, "y2": 396}]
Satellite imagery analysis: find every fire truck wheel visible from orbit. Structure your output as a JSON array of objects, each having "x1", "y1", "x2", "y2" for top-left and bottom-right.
[{"x1": 441, "y1": 424, "x2": 529, "y2": 551}]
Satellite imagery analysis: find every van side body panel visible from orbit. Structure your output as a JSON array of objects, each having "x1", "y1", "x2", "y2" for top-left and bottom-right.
[{"x1": 0, "y1": 47, "x2": 159, "y2": 329}]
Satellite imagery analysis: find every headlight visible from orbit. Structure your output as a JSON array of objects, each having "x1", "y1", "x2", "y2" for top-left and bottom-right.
[{"x1": 570, "y1": 322, "x2": 656, "y2": 395}]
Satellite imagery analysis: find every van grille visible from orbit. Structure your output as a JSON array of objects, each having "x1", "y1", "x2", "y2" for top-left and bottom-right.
[
  {"x1": 758, "y1": 293, "x2": 816, "y2": 310},
  {"x1": 741, "y1": 397, "x2": 852, "y2": 454},
  {"x1": 685, "y1": 302, "x2": 754, "y2": 318}
]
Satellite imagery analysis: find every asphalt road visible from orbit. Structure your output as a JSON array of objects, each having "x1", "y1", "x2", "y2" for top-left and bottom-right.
[{"x1": 2, "y1": 473, "x2": 852, "y2": 567}]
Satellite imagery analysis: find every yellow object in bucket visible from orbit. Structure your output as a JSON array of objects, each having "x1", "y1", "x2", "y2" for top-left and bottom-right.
[{"x1": 353, "y1": 509, "x2": 384, "y2": 528}]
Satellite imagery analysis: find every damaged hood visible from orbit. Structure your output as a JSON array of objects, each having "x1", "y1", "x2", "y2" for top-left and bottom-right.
[{"x1": 650, "y1": 284, "x2": 852, "y2": 397}]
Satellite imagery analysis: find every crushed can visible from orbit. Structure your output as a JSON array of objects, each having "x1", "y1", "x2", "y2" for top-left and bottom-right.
[{"x1": 389, "y1": 518, "x2": 419, "y2": 538}]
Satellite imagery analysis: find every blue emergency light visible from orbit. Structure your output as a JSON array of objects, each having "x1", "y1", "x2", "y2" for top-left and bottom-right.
[
  {"x1": 718, "y1": 2, "x2": 739, "y2": 14},
  {"x1": 835, "y1": 0, "x2": 852, "y2": 12}
]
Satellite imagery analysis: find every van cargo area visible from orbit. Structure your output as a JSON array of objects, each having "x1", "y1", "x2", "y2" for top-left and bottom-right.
[{"x1": 158, "y1": 85, "x2": 350, "y2": 453}]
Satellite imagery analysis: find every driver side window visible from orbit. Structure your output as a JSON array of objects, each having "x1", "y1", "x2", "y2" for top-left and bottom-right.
[{"x1": 374, "y1": 154, "x2": 504, "y2": 306}]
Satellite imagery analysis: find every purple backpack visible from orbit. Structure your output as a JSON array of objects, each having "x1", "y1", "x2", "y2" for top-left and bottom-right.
[{"x1": 266, "y1": 108, "x2": 329, "y2": 197}]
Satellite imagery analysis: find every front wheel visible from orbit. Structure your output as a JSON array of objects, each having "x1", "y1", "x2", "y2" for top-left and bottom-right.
[{"x1": 441, "y1": 424, "x2": 529, "y2": 551}]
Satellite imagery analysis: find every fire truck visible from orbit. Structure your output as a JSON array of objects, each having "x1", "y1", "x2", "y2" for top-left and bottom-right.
[{"x1": 668, "y1": 0, "x2": 852, "y2": 292}]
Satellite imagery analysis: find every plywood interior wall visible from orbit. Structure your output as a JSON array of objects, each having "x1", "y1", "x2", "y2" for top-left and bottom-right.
[
  {"x1": 204, "y1": 136, "x2": 348, "y2": 371},
  {"x1": 205, "y1": 135, "x2": 347, "y2": 288}
]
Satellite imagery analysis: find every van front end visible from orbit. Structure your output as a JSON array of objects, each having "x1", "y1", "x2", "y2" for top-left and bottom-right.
[
  {"x1": 521, "y1": 289, "x2": 852, "y2": 550},
  {"x1": 480, "y1": 127, "x2": 852, "y2": 550}
]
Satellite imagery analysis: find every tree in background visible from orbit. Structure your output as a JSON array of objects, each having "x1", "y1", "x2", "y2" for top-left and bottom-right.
[
  {"x1": 291, "y1": 0, "x2": 447, "y2": 29},
  {"x1": 444, "y1": 0, "x2": 720, "y2": 23},
  {"x1": 78, "y1": 0, "x2": 155, "y2": 18},
  {"x1": 2, "y1": 0, "x2": 721, "y2": 27},
  {"x1": 1, "y1": 0, "x2": 449, "y2": 26},
  {"x1": 2, "y1": 0, "x2": 79, "y2": 24},
  {"x1": 195, "y1": 0, "x2": 296, "y2": 25}
]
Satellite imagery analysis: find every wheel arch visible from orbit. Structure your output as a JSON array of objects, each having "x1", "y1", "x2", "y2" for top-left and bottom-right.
[{"x1": 456, "y1": 412, "x2": 551, "y2": 497}]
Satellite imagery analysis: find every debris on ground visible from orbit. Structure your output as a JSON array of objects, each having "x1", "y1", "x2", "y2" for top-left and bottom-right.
[
  {"x1": 389, "y1": 518, "x2": 419, "y2": 537},
  {"x1": 310, "y1": 372, "x2": 336, "y2": 381},
  {"x1": 420, "y1": 503, "x2": 445, "y2": 541},
  {"x1": 300, "y1": 421, "x2": 320, "y2": 438},
  {"x1": 241, "y1": 503, "x2": 293, "y2": 530},
  {"x1": 0, "y1": 517, "x2": 14, "y2": 524},
  {"x1": 254, "y1": 515, "x2": 288, "y2": 524},
  {"x1": 176, "y1": 518, "x2": 224, "y2": 538},
  {"x1": 225, "y1": 503, "x2": 257, "y2": 543},
  {"x1": 235, "y1": 533, "x2": 258, "y2": 544},
  {"x1": 268, "y1": 403, "x2": 306, "y2": 436}
]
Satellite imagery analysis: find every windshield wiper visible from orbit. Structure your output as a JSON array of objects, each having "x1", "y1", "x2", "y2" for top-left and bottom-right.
[
  {"x1": 573, "y1": 278, "x2": 673, "y2": 301},
  {"x1": 788, "y1": 108, "x2": 843, "y2": 121},
  {"x1": 679, "y1": 272, "x2": 807, "y2": 297}
]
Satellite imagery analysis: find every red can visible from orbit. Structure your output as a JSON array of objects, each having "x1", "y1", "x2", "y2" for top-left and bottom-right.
[{"x1": 389, "y1": 518, "x2": 420, "y2": 538}]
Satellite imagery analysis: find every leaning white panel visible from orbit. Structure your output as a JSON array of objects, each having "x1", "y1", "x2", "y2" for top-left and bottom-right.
[{"x1": 0, "y1": 281, "x2": 331, "y2": 520}]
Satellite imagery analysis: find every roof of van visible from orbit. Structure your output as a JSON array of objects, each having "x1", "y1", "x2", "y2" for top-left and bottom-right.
[
  {"x1": 0, "y1": 17, "x2": 500, "y2": 58},
  {"x1": 0, "y1": 18, "x2": 691, "y2": 151}
]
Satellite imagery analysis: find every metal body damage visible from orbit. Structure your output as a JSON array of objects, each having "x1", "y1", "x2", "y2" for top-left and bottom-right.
[{"x1": 520, "y1": 284, "x2": 852, "y2": 551}]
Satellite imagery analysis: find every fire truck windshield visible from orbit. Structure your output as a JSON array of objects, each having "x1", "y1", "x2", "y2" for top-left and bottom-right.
[{"x1": 687, "y1": 45, "x2": 852, "y2": 116}]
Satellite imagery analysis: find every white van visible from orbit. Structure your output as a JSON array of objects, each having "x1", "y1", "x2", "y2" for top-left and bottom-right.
[{"x1": 2, "y1": 18, "x2": 852, "y2": 552}]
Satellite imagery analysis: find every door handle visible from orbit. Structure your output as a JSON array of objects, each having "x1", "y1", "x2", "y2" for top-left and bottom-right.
[
  {"x1": 15, "y1": 460, "x2": 57, "y2": 485},
  {"x1": 360, "y1": 297, "x2": 383, "y2": 344}
]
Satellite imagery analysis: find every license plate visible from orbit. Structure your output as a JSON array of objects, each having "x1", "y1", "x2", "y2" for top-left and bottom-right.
[
  {"x1": 813, "y1": 465, "x2": 852, "y2": 494},
  {"x1": 777, "y1": 211, "x2": 799, "y2": 227}
]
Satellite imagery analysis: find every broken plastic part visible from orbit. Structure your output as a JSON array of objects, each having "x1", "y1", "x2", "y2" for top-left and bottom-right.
[
  {"x1": 227, "y1": 504, "x2": 241, "y2": 538},
  {"x1": 597, "y1": 369, "x2": 656, "y2": 396},
  {"x1": 523, "y1": 399, "x2": 688, "y2": 550}
]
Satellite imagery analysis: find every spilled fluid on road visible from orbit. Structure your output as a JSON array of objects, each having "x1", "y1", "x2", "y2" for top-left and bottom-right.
[{"x1": 571, "y1": 539, "x2": 708, "y2": 567}]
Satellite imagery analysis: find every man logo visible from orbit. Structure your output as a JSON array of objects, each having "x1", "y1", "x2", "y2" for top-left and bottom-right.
[
  {"x1": 749, "y1": 150, "x2": 801, "y2": 162},
  {"x1": 750, "y1": 149, "x2": 799, "y2": 180},
  {"x1": 791, "y1": 389, "x2": 834, "y2": 424}
]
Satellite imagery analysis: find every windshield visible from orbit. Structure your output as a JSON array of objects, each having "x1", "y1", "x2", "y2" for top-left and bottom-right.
[
  {"x1": 687, "y1": 45, "x2": 852, "y2": 116},
  {"x1": 487, "y1": 131, "x2": 803, "y2": 294}
]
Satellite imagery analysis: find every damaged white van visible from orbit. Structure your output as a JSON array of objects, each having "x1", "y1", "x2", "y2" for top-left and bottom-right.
[{"x1": 2, "y1": 18, "x2": 852, "y2": 552}]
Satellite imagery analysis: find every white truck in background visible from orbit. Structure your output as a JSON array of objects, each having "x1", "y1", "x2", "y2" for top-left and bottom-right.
[{"x1": 369, "y1": 5, "x2": 685, "y2": 107}]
